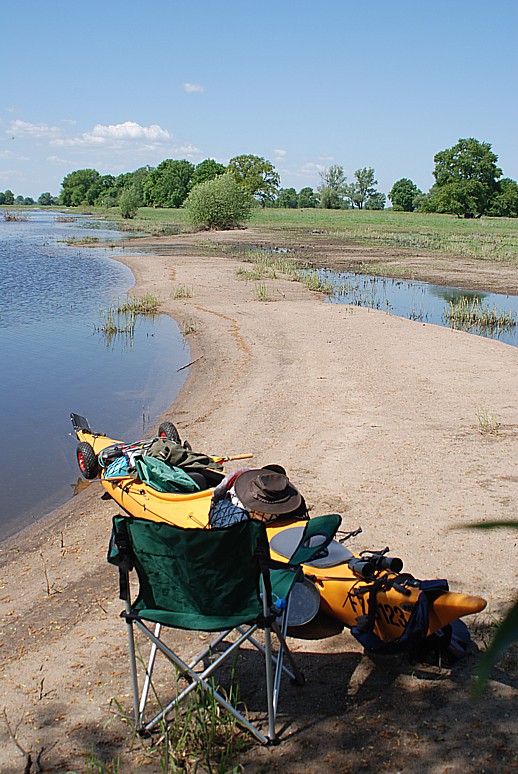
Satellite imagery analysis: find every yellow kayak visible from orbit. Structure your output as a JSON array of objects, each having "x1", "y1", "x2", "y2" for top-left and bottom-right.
[{"x1": 71, "y1": 413, "x2": 486, "y2": 652}]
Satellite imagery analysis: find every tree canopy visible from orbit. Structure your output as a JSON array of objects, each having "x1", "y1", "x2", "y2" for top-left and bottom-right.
[
  {"x1": 60, "y1": 169, "x2": 102, "y2": 206},
  {"x1": 143, "y1": 159, "x2": 194, "y2": 208},
  {"x1": 345, "y1": 167, "x2": 383, "y2": 209},
  {"x1": 9, "y1": 137, "x2": 513, "y2": 218},
  {"x1": 427, "y1": 138, "x2": 502, "y2": 217},
  {"x1": 297, "y1": 187, "x2": 319, "y2": 208},
  {"x1": 389, "y1": 178, "x2": 422, "y2": 212},
  {"x1": 227, "y1": 154, "x2": 280, "y2": 206},
  {"x1": 191, "y1": 159, "x2": 226, "y2": 188},
  {"x1": 318, "y1": 165, "x2": 347, "y2": 209},
  {"x1": 276, "y1": 187, "x2": 299, "y2": 208}
]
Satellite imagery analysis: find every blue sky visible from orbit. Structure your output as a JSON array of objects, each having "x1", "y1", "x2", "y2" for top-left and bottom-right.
[{"x1": 1, "y1": 0, "x2": 517, "y2": 199}]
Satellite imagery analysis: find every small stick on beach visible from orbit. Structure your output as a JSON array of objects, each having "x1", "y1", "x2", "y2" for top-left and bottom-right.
[{"x1": 176, "y1": 356, "x2": 203, "y2": 373}]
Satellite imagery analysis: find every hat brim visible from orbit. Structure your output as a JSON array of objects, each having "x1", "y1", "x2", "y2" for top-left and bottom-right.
[{"x1": 234, "y1": 468, "x2": 302, "y2": 515}]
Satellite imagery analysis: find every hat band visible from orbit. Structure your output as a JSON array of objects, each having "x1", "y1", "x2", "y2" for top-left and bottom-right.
[{"x1": 252, "y1": 489, "x2": 291, "y2": 504}]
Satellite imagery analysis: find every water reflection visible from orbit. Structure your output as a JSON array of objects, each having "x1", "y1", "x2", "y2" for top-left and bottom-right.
[
  {"x1": 318, "y1": 269, "x2": 518, "y2": 347},
  {"x1": 0, "y1": 211, "x2": 188, "y2": 541}
]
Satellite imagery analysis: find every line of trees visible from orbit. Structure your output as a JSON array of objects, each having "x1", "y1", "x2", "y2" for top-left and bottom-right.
[
  {"x1": 389, "y1": 139, "x2": 518, "y2": 218},
  {"x1": 3, "y1": 138, "x2": 516, "y2": 220}
]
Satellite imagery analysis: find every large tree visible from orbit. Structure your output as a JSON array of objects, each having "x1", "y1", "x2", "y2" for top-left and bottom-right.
[
  {"x1": 60, "y1": 169, "x2": 101, "y2": 206},
  {"x1": 143, "y1": 159, "x2": 194, "y2": 207},
  {"x1": 428, "y1": 138, "x2": 502, "y2": 217},
  {"x1": 227, "y1": 154, "x2": 280, "y2": 206},
  {"x1": 38, "y1": 192, "x2": 57, "y2": 206},
  {"x1": 318, "y1": 165, "x2": 347, "y2": 209},
  {"x1": 276, "y1": 187, "x2": 298, "y2": 208},
  {"x1": 488, "y1": 178, "x2": 518, "y2": 218},
  {"x1": 344, "y1": 167, "x2": 381, "y2": 209},
  {"x1": 191, "y1": 158, "x2": 226, "y2": 188},
  {"x1": 116, "y1": 167, "x2": 151, "y2": 205},
  {"x1": 389, "y1": 178, "x2": 422, "y2": 211},
  {"x1": 298, "y1": 186, "x2": 319, "y2": 208}
]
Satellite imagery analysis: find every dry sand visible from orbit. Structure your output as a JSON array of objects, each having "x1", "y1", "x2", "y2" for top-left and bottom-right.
[{"x1": 0, "y1": 231, "x2": 517, "y2": 772}]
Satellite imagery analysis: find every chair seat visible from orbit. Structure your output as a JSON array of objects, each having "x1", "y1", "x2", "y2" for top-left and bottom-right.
[{"x1": 270, "y1": 526, "x2": 353, "y2": 568}]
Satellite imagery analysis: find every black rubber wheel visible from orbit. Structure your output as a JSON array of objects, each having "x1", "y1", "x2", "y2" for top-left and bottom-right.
[
  {"x1": 76, "y1": 442, "x2": 99, "y2": 479},
  {"x1": 157, "y1": 421, "x2": 181, "y2": 443}
]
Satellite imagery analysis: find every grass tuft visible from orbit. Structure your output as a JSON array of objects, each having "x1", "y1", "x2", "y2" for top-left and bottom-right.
[
  {"x1": 476, "y1": 406, "x2": 500, "y2": 435},
  {"x1": 444, "y1": 296, "x2": 516, "y2": 334},
  {"x1": 254, "y1": 283, "x2": 270, "y2": 301},
  {"x1": 171, "y1": 284, "x2": 193, "y2": 299}
]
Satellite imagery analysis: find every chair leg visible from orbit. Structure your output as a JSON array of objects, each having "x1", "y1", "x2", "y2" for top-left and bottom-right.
[
  {"x1": 139, "y1": 623, "x2": 161, "y2": 724},
  {"x1": 125, "y1": 602, "x2": 141, "y2": 729},
  {"x1": 263, "y1": 624, "x2": 278, "y2": 743}
]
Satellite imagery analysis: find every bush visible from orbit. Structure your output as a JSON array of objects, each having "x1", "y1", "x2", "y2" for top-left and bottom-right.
[
  {"x1": 184, "y1": 173, "x2": 252, "y2": 229},
  {"x1": 119, "y1": 186, "x2": 140, "y2": 219}
]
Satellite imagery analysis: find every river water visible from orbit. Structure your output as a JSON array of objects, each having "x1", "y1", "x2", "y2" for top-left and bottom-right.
[
  {"x1": 0, "y1": 211, "x2": 188, "y2": 541},
  {"x1": 319, "y1": 269, "x2": 518, "y2": 347}
]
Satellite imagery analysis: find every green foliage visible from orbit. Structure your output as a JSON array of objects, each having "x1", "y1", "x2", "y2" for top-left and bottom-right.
[
  {"x1": 38, "y1": 191, "x2": 57, "y2": 206},
  {"x1": 143, "y1": 158, "x2": 194, "y2": 208},
  {"x1": 60, "y1": 168, "x2": 102, "y2": 206},
  {"x1": 115, "y1": 166, "x2": 150, "y2": 205},
  {"x1": 191, "y1": 158, "x2": 226, "y2": 188},
  {"x1": 276, "y1": 187, "x2": 298, "y2": 208},
  {"x1": 119, "y1": 186, "x2": 140, "y2": 219},
  {"x1": 364, "y1": 191, "x2": 386, "y2": 210},
  {"x1": 427, "y1": 179, "x2": 490, "y2": 219},
  {"x1": 429, "y1": 138, "x2": 502, "y2": 218},
  {"x1": 298, "y1": 186, "x2": 319, "y2": 208},
  {"x1": 389, "y1": 178, "x2": 422, "y2": 211},
  {"x1": 488, "y1": 178, "x2": 518, "y2": 217},
  {"x1": 227, "y1": 154, "x2": 280, "y2": 206},
  {"x1": 345, "y1": 167, "x2": 381, "y2": 209},
  {"x1": 318, "y1": 165, "x2": 347, "y2": 209},
  {"x1": 185, "y1": 173, "x2": 252, "y2": 229},
  {"x1": 0, "y1": 189, "x2": 15, "y2": 205}
]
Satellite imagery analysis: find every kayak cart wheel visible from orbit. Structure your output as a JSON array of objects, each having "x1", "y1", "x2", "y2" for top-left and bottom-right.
[
  {"x1": 76, "y1": 442, "x2": 99, "y2": 479},
  {"x1": 158, "y1": 421, "x2": 181, "y2": 443}
]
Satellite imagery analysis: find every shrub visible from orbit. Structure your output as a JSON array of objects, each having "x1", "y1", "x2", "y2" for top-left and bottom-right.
[
  {"x1": 119, "y1": 186, "x2": 140, "y2": 219},
  {"x1": 184, "y1": 173, "x2": 252, "y2": 230}
]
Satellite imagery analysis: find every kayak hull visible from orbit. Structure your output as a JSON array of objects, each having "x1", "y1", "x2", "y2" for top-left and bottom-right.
[{"x1": 73, "y1": 422, "x2": 486, "y2": 642}]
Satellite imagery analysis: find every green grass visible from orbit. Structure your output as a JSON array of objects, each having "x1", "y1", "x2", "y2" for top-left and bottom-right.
[
  {"x1": 116, "y1": 294, "x2": 161, "y2": 315},
  {"x1": 249, "y1": 208, "x2": 518, "y2": 264},
  {"x1": 71, "y1": 204, "x2": 518, "y2": 264},
  {"x1": 171, "y1": 284, "x2": 193, "y2": 299},
  {"x1": 254, "y1": 282, "x2": 270, "y2": 301},
  {"x1": 444, "y1": 295, "x2": 516, "y2": 333}
]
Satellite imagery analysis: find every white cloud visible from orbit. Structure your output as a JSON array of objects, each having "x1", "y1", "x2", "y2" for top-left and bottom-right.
[
  {"x1": 182, "y1": 83, "x2": 204, "y2": 93},
  {"x1": 49, "y1": 120, "x2": 172, "y2": 148},
  {"x1": 274, "y1": 149, "x2": 287, "y2": 157},
  {"x1": 88, "y1": 121, "x2": 172, "y2": 141},
  {"x1": 9, "y1": 120, "x2": 64, "y2": 140}
]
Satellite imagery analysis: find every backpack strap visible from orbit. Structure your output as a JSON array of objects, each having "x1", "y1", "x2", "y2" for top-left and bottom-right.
[{"x1": 351, "y1": 577, "x2": 449, "y2": 654}]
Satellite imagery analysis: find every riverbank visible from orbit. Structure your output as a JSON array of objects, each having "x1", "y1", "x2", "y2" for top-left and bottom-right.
[{"x1": 1, "y1": 230, "x2": 517, "y2": 772}]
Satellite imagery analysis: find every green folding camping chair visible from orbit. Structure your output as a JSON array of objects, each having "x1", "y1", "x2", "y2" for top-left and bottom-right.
[{"x1": 108, "y1": 514, "x2": 340, "y2": 744}]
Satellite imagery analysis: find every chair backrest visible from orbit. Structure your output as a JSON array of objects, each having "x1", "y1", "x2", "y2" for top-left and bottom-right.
[
  {"x1": 288, "y1": 514, "x2": 341, "y2": 565},
  {"x1": 109, "y1": 516, "x2": 270, "y2": 631}
]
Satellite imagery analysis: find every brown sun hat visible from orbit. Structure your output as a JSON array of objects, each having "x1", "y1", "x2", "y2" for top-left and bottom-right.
[{"x1": 234, "y1": 469, "x2": 302, "y2": 514}]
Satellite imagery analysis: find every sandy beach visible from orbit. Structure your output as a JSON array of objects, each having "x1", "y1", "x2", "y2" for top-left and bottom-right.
[{"x1": 1, "y1": 231, "x2": 517, "y2": 772}]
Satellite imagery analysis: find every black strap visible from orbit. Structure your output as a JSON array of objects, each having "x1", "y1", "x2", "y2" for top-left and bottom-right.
[{"x1": 112, "y1": 517, "x2": 133, "y2": 601}]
